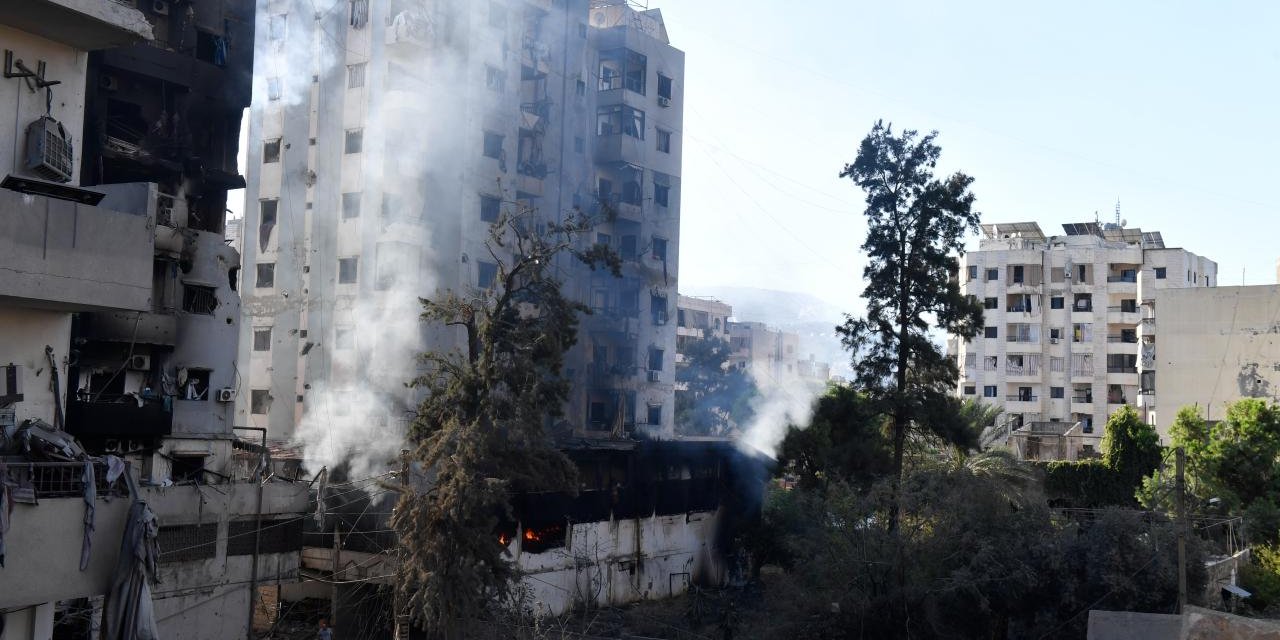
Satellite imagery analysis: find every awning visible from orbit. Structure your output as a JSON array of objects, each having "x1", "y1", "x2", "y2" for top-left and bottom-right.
[{"x1": 1222, "y1": 583, "x2": 1252, "y2": 598}]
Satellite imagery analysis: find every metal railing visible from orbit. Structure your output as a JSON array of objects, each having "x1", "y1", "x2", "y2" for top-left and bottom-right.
[
  {"x1": 0, "y1": 460, "x2": 128, "y2": 499},
  {"x1": 1106, "y1": 335, "x2": 1139, "y2": 343},
  {"x1": 1072, "y1": 395, "x2": 1093, "y2": 403},
  {"x1": 1107, "y1": 275, "x2": 1138, "y2": 283},
  {"x1": 1108, "y1": 366, "x2": 1138, "y2": 374},
  {"x1": 1106, "y1": 305, "x2": 1139, "y2": 313},
  {"x1": 1006, "y1": 394, "x2": 1038, "y2": 402}
]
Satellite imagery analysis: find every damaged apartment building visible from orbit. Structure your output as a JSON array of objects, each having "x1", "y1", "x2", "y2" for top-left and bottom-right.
[
  {"x1": 235, "y1": 0, "x2": 769, "y2": 623},
  {"x1": 952, "y1": 220, "x2": 1216, "y2": 461},
  {"x1": 0, "y1": 1, "x2": 306, "y2": 638}
]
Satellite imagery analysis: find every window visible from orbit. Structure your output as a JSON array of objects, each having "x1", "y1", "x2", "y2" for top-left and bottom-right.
[
  {"x1": 964, "y1": 353, "x2": 976, "y2": 369},
  {"x1": 598, "y1": 48, "x2": 647, "y2": 94},
  {"x1": 578, "y1": 22, "x2": 587, "y2": 38},
  {"x1": 1050, "y1": 327, "x2": 1063, "y2": 340},
  {"x1": 485, "y1": 65, "x2": 504, "y2": 91},
  {"x1": 181, "y1": 369, "x2": 211, "y2": 401},
  {"x1": 983, "y1": 386, "x2": 998, "y2": 398},
  {"x1": 657, "y1": 73, "x2": 672, "y2": 102},
  {"x1": 348, "y1": 63, "x2": 366, "y2": 88},
  {"x1": 344, "y1": 128, "x2": 363, "y2": 154},
  {"x1": 653, "y1": 174, "x2": 670, "y2": 207},
  {"x1": 648, "y1": 347, "x2": 664, "y2": 371},
  {"x1": 967, "y1": 265, "x2": 978, "y2": 280},
  {"x1": 575, "y1": 79, "x2": 585, "y2": 97},
  {"x1": 620, "y1": 235, "x2": 637, "y2": 260},
  {"x1": 478, "y1": 261, "x2": 498, "y2": 289},
  {"x1": 986, "y1": 268, "x2": 998, "y2": 281},
  {"x1": 488, "y1": 1, "x2": 505, "y2": 28},
  {"x1": 256, "y1": 263, "x2": 275, "y2": 288},
  {"x1": 656, "y1": 128, "x2": 671, "y2": 153},
  {"x1": 650, "y1": 293, "x2": 668, "y2": 325},
  {"x1": 480, "y1": 195, "x2": 501, "y2": 223},
  {"x1": 1051, "y1": 296, "x2": 1064, "y2": 309},
  {"x1": 341, "y1": 192, "x2": 361, "y2": 219},
  {"x1": 963, "y1": 385, "x2": 976, "y2": 395},
  {"x1": 1051, "y1": 387, "x2": 1065, "y2": 399},
  {"x1": 574, "y1": 136, "x2": 584, "y2": 153},
  {"x1": 183, "y1": 284, "x2": 218, "y2": 314},
  {"x1": 483, "y1": 131, "x2": 504, "y2": 159},
  {"x1": 250, "y1": 390, "x2": 272, "y2": 415},
  {"x1": 263, "y1": 139, "x2": 281, "y2": 163},
  {"x1": 984, "y1": 356, "x2": 998, "y2": 371},
  {"x1": 983, "y1": 297, "x2": 998, "y2": 310},
  {"x1": 647, "y1": 404, "x2": 662, "y2": 426},
  {"x1": 349, "y1": 0, "x2": 368, "y2": 27},
  {"x1": 267, "y1": 77, "x2": 282, "y2": 100},
  {"x1": 1155, "y1": 267, "x2": 1167, "y2": 279},
  {"x1": 596, "y1": 104, "x2": 644, "y2": 139},
  {"x1": 338, "y1": 257, "x2": 358, "y2": 284},
  {"x1": 269, "y1": 14, "x2": 286, "y2": 41},
  {"x1": 335, "y1": 327, "x2": 354, "y2": 350},
  {"x1": 651, "y1": 237, "x2": 668, "y2": 261},
  {"x1": 984, "y1": 326, "x2": 998, "y2": 339},
  {"x1": 253, "y1": 327, "x2": 272, "y2": 351},
  {"x1": 259, "y1": 200, "x2": 277, "y2": 251}
]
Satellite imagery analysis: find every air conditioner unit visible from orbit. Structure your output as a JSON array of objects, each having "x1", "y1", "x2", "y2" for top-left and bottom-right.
[
  {"x1": 657, "y1": 96, "x2": 671, "y2": 107},
  {"x1": 1, "y1": 364, "x2": 23, "y2": 403},
  {"x1": 152, "y1": 1, "x2": 170, "y2": 15},
  {"x1": 25, "y1": 116, "x2": 74, "y2": 183},
  {"x1": 216, "y1": 388, "x2": 236, "y2": 402},
  {"x1": 647, "y1": 370, "x2": 660, "y2": 382},
  {"x1": 127, "y1": 355, "x2": 151, "y2": 371},
  {"x1": 1050, "y1": 338, "x2": 1060, "y2": 344}
]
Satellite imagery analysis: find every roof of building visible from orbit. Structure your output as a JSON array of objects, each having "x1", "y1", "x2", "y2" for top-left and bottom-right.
[{"x1": 981, "y1": 222, "x2": 1045, "y2": 240}]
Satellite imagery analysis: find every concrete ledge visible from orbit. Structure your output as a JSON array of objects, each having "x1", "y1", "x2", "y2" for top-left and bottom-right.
[{"x1": 0, "y1": 0, "x2": 153, "y2": 50}]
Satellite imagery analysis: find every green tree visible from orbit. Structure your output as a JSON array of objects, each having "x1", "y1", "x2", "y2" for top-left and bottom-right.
[
  {"x1": 1100, "y1": 405, "x2": 1161, "y2": 491},
  {"x1": 776, "y1": 384, "x2": 891, "y2": 491},
  {"x1": 391, "y1": 206, "x2": 617, "y2": 637},
  {"x1": 837, "y1": 121, "x2": 983, "y2": 530},
  {"x1": 674, "y1": 337, "x2": 757, "y2": 436}
]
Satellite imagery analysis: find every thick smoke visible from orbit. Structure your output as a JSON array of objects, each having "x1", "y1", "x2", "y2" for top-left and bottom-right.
[{"x1": 738, "y1": 369, "x2": 821, "y2": 458}]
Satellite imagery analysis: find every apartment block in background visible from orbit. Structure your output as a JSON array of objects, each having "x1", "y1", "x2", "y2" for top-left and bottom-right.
[
  {"x1": 954, "y1": 221, "x2": 1216, "y2": 459},
  {"x1": 0, "y1": 3, "x2": 307, "y2": 638},
  {"x1": 238, "y1": 0, "x2": 684, "y2": 442}
]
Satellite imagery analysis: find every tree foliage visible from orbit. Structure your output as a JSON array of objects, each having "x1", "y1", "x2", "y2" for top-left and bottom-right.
[
  {"x1": 673, "y1": 337, "x2": 757, "y2": 436},
  {"x1": 776, "y1": 384, "x2": 891, "y2": 491},
  {"x1": 391, "y1": 206, "x2": 617, "y2": 636},
  {"x1": 837, "y1": 120, "x2": 983, "y2": 529}
]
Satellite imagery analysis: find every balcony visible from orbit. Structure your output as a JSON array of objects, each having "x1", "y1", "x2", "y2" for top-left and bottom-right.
[
  {"x1": 1006, "y1": 394, "x2": 1038, "y2": 402},
  {"x1": 386, "y1": 8, "x2": 434, "y2": 50},
  {"x1": 1106, "y1": 334, "x2": 1139, "y2": 344},
  {"x1": 595, "y1": 133, "x2": 646, "y2": 165},
  {"x1": 1107, "y1": 366, "x2": 1137, "y2": 374},
  {"x1": 78, "y1": 310, "x2": 178, "y2": 346},
  {"x1": 65, "y1": 394, "x2": 173, "y2": 438},
  {"x1": 1139, "y1": 317, "x2": 1156, "y2": 338},
  {"x1": 2, "y1": 0, "x2": 153, "y2": 50},
  {"x1": 1107, "y1": 275, "x2": 1138, "y2": 284},
  {"x1": 1106, "y1": 306, "x2": 1141, "y2": 325},
  {"x1": 1108, "y1": 394, "x2": 1128, "y2": 405}
]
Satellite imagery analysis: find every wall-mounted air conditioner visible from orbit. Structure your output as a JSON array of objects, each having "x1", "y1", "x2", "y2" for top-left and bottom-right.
[
  {"x1": 25, "y1": 116, "x2": 73, "y2": 183},
  {"x1": 127, "y1": 355, "x2": 151, "y2": 371},
  {"x1": 216, "y1": 388, "x2": 236, "y2": 402}
]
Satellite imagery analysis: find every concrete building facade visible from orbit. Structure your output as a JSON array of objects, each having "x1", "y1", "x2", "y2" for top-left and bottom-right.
[
  {"x1": 954, "y1": 221, "x2": 1216, "y2": 456},
  {"x1": 0, "y1": 3, "x2": 307, "y2": 638},
  {"x1": 237, "y1": 0, "x2": 684, "y2": 443}
]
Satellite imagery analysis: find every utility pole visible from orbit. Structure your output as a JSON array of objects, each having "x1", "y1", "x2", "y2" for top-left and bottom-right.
[
  {"x1": 332, "y1": 526, "x2": 341, "y2": 630},
  {"x1": 1176, "y1": 447, "x2": 1187, "y2": 614}
]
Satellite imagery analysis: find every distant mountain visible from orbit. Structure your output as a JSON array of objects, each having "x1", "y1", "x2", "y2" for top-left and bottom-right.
[{"x1": 685, "y1": 285, "x2": 858, "y2": 377}]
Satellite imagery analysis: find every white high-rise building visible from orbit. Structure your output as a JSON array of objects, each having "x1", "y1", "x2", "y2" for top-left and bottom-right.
[
  {"x1": 238, "y1": 0, "x2": 684, "y2": 442},
  {"x1": 954, "y1": 221, "x2": 1216, "y2": 456}
]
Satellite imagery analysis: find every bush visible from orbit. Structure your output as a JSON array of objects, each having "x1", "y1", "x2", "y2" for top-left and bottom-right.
[
  {"x1": 1241, "y1": 546, "x2": 1280, "y2": 613},
  {"x1": 1036, "y1": 459, "x2": 1139, "y2": 508}
]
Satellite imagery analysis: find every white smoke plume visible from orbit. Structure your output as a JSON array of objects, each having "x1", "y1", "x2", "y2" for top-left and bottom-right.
[{"x1": 738, "y1": 369, "x2": 822, "y2": 459}]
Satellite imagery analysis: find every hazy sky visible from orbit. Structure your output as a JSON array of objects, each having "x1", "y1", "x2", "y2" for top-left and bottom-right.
[{"x1": 667, "y1": 0, "x2": 1279, "y2": 315}]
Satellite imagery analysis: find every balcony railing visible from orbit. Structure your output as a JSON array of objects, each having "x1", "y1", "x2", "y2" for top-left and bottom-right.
[
  {"x1": 1106, "y1": 305, "x2": 1139, "y2": 314},
  {"x1": 1106, "y1": 335, "x2": 1139, "y2": 343},
  {"x1": 0, "y1": 460, "x2": 128, "y2": 499},
  {"x1": 1107, "y1": 275, "x2": 1138, "y2": 283},
  {"x1": 1108, "y1": 395, "x2": 1127, "y2": 404},
  {"x1": 1108, "y1": 366, "x2": 1138, "y2": 374},
  {"x1": 1006, "y1": 394, "x2": 1038, "y2": 402},
  {"x1": 1072, "y1": 395, "x2": 1093, "y2": 403},
  {"x1": 1006, "y1": 305, "x2": 1032, "y2": 313}
]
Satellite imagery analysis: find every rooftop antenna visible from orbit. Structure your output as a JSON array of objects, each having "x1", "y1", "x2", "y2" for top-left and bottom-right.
[{"x1": 1115, "y1": 199, "x2": 1122, "y2": 227}]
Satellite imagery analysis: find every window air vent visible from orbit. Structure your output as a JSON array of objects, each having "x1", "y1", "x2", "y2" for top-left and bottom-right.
[{"x1": 25, "y1": 116, "x2": 73, "y2": 183}]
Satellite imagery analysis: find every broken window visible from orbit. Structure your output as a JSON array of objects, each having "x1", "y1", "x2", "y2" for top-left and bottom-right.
[
  {"x1": 259, "y1": 200, "x2": 277, "y2": 251},
  {"x1": 596, "y1": 104, "x2": 644, "y2": 139},
  {"x1": 479, "y1": 195, "x2": 501, "y2": 223},
  {"x1": 250, "y1": 389, "x2": 272, "y2": 414},
  {"x1": 598, "y1": 48, "x2": 646, "y2": 94},
  {"x1": 485, "y1": 65, "x2": 504, "y2": 91},
  {"x1": 647, "y1": 404, "x2": 662, "y2": 426},
  {"x1": 267, "y1": 77, "x2": 282, "y2": 100},
  {"x1": 651, "y1": 236, "x2": 667, "y2": 262},
  {"x1": 263, "y1": 139, "x2": 281, "y2": 163},
  {"x1": 181, "y1": 369, "x2": 212, "y2": 401},
  {"x1": 183, "y1": 284, "x2": 218, "y2": 314},
  {"x1": 657, "y1": 73, "x2": 672, "y2": 102},
  {"x1": 517, "y1": 128, "x2": 544, "y2": 177},
  {"x1": 653, "y1": 173, "x2": 670, "y2": 208},
  {"x1": 483, "y1": 131, "x2": 504, "y2": 159},
  {"x1": 650, "y1": 293, "x2": 668, "y2": 325},
  {"x1": 478, "y1": 261, "x2": 498, "y2": 289},
  {"x1": 656, "y1": 128, "x2": 671, "y2": 153},
  {"x1": 348, "y1": 63, "x2": 366, "y2": 88},
  {"x1": 253, "y1": 327, "x2": 272, "y2": 351},
  {"x1": 342, "y1": 192, "x2": 361, "y2": 219},
  {"x1": 256, "y1": 263, "x2": 275, "y2": 289},
  {"x1": 648, "y1": 347, "x2": 664, "y2": 372},
  {"x1": 345, "y1": 128, "x2": 363, "y2": 154},
  {"x1": 171, "y1": 455, "x2": 207, "y2": 483},
  {"x1": 338, "y1": 257, "x2": 358, "y2": 284}
]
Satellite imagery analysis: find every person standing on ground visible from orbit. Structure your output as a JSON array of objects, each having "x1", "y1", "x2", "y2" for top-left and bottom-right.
[{"x1": 318, "y1": 618, "x2": 333, "y2": 640}]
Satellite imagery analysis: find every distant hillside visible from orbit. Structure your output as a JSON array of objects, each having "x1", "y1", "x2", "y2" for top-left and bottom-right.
[{"x1": 686, "y1": 285, "x2": 856, "y2": 377}]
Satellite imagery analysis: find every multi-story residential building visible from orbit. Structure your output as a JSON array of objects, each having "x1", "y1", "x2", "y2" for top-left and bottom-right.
[
  {"x1": 0, "y1": 2, "x2": 307, "y2": 638},
  {"x1": 954, "y1": 221, "x2": 1216, "y2": 456},
  {"x1": 237, "y1": 0, "x2": 683, "y2": 444},
  {"x1": 729, "y1": 321, "x2": 801, "y2": 381},
  {"x1": 676, "y1": 294, "x2": 733, "y2": 354}
]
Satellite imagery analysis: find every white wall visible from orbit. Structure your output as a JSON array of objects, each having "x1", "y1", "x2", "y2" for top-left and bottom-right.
[
  {"x1": 0, "y1": 307, "x2": 72, "y2": 427},
  {"x1": 0, "y1": 24, "x2": 88, "y2": 183}
]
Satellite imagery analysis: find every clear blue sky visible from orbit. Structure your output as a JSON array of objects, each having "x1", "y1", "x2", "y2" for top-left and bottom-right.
[{"x1": 668, "y1": 0, "x2": 1280, "y2": 314}]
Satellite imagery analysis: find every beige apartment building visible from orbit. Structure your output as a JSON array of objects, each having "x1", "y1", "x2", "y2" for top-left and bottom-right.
[{"x1": 954, "y1": 221, "x2": 1216, "y2": 455}]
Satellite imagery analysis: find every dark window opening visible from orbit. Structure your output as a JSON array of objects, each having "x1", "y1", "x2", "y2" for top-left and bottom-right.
[
  {"x1": 984, "y1": 326, "x2": 998, "y2": 339},
  {"x1": 180, "y1": 369, "x2": 211, "y2": 401},
  {"x1": 651, "y1": 237, "x2": 668, "y2": 262},
  {"x1": 1051, "y1": 296, "x2": 1064, "y2": 309},
  {"x1": 338, "y1": 257, "x2": 358, "y2": 284},
  {"x1": 251, "y1": 389, "x2": 272, "y2": 415},
  {"x1": 478, "y1": 261, "x2": 498, "y2": 289},
  {"x1": 195, "y1": 30, "x2": 226, "y2": 66},
  {"x1": 648, "y1": 347, "x2": 664, "y2": 371},
  {"x1": 255, "y1": 263, "x2": 275, "y2": 289},
  {"x1": 170, "y1": 455, "x2": 206, "y2": 483},
  {"x1": 653, "y1": 177, "x2": 670, "y2": 208},
  {"x1": 253, "y1": 327, "x2": 272, "y2": 351},
  {"x1": 183, "y1": 284, "x2": 218, "y2": 314},
  {"x1": 342, "y1": 192, "x2": 361, "y2": 219},
  {"x1": 480, "y1": 195, "x2": 501, "y2": 223},
  {"x1": 983, "y1": 297, "x2": 997, "y2": 310},
  {"x1": 650, "y1": 293, "x2": 667, "y2": 325},
  {"x1": 646, "y1": 404, "x2": 662, "y2": 426},
  {"x1": 598, "y1": 48, "x2": 647, "y2": 94},
  {"x1": 1155, "y1": 267, "x2": 1167, "y2": 279},
  {"x1": 263, "y1": 139, "x2": 281, "y2": 163},
  {"x1": 259, "y1": 200, "x2": 277, "y2": 251},
  {"x1": 656, "y1": 129, "x2": 671, "y2": 153},
  {"x1": 157, "y1": 524, "x2": 217, "y2": 563},
  {"x1": 657, "y1": 73, "x2": 673, "y2": 102},
  {"x1": 483, "y1": 131, "x2": 504, "y2": 159},
  {"x1": 596, "y1": 104, "x2": 644, "y2": 139},
  {"x1": 345, "y1": 129, "x2": 363, "y2": 154}
]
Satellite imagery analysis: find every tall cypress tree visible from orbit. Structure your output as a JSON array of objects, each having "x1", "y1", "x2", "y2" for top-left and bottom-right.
[{"x1": 838, "y1": 121, "x2": 983, "y2": 531}]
